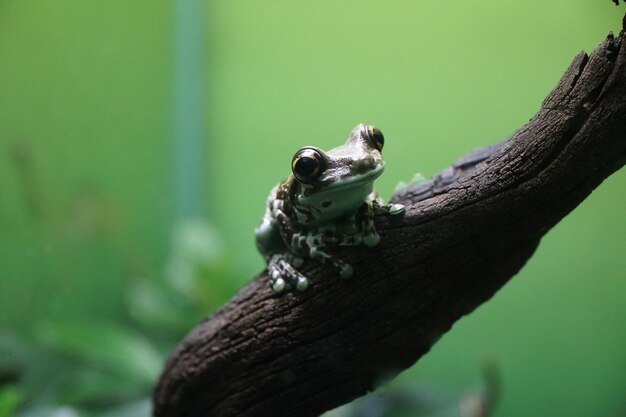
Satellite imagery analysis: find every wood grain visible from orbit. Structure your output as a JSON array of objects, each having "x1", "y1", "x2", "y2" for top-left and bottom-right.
[{"x1": 153, "y1": 20, "x2": 626, "y2": 417}]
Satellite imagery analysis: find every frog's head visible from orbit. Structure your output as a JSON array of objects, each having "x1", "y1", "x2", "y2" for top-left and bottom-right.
[{"x1": 291, "y1": 124, "x2": 386, "y2": 222}]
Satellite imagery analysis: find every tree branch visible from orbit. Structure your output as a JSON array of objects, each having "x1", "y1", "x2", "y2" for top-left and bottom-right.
[{"x1": 153, "y1": 20, "x2": 626, "y2": 417}]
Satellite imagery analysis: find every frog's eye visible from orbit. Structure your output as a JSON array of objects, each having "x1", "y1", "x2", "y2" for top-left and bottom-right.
[
  {"x1": 292, "y1": 147, "x2": 325, "y2": 184},
  {"x1": 364, "y1": 126, "x2": 384, "y2": 152}
]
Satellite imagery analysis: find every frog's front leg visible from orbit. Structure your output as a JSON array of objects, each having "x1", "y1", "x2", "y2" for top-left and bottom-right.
[
  {"x1": 266, "y1": 200, "x2": 312, "y2": 293},
  {"x1": 368, "y1": 191, "x2": 405, "y2": 216},
  {"x1": 306, "y1": 231, "x2": 354, "y2": 279},
  {"x1": 359, "y1": 200, "x2": 381, "y2": 247},
  {"x1": 360, "y1": 193, "x2": 405, "y2": 247},
  {"x1": 268, "y1": 253, "x2": 309, "y2": 293}
]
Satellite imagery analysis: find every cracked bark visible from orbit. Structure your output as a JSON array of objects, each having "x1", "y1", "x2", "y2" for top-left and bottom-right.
[{"x1": 153, "y1": 17, "x2": 626, "y2": 417}]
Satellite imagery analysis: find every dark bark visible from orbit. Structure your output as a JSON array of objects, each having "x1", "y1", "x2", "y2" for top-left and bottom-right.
[{"x1": 153, "y1": 21, "x2": 626, "y2": 417}]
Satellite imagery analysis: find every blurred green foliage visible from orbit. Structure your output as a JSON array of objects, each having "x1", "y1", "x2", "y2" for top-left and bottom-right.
[{"x1": 0, "y1": 1, "x2": 624, "y2": 416}]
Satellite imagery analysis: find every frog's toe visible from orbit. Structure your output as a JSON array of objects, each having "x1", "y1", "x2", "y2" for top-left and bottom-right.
[
  {"x1": 296, "y1": 276, "x2": 309, "y2": 291},
  {"x1": 363, "y1": 232, "x2": 381, "y2": 247},
  {"x1": 339, "y1": 264, "x2": 353, "y2": 279},
  {"x1": 270, "y1": 268, "x2": 281, "y2": 280},
  {"x1": 272, "y1": 277, "x2": 286, "y2": 293},
  {"x1": 389, "y1": 203, "x2": 405, "y2": 215}
]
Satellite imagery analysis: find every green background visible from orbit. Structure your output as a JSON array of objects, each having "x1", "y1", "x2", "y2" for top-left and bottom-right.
[{"x1": 0, "y1": 1, "x2": 624, "y2": 416}]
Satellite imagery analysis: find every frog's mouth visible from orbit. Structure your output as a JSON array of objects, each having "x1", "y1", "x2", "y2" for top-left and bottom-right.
[
  {"x1": 299, "y1": 164, "x2": 384, "y2": 199},
  {"x1": 331, "y1": 164, "x2": 384, "y2": 189}
]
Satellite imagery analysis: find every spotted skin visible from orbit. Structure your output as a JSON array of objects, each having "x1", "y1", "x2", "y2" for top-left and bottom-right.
[{"x1": 255, "y1": 124, "x2": 405, "y2": 293}]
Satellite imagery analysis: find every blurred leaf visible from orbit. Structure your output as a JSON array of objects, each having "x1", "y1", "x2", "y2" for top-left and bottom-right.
[
  {"x1": 0, "y1": 331, "x2": 30, "y2": 372},
  {"x1": 324, "y1": 362, "x2": 501, "y2": 417},
  {"x1": 164, "y1": 218, "x2": 230, "y2": 305},
  {"x1": 0, "y1": 330, "x2": 79, "y2": 409},
  {"x1": 323, "y1": 383, "x2": 454, "y2": 417},
  {"x1": 127, "y1": 280, "x2": 190, "y2": 335},
  {"x1": 0, "y1": 385, "x2": 24, "y2": 417},
  {"x1": 17, "y1": 406, "x2": 82, "y2": 417},
  {"x1": 34, "y1": 321, "x2": 163, "y2": 388},
  {"x1": 97, "y1": 398, "x2": 150, "y2": 417},
  {"x1": 56, "y1": 367, "x2": 149, "y2": 408}
]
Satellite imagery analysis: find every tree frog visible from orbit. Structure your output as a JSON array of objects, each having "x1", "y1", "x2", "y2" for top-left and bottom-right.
[{"x1": 255, "y1": 124, "x2": 405, "y2": 294}]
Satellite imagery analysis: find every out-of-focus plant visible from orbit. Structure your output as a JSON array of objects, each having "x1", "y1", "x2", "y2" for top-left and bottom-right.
[
  {"x1": 323, "y1": 360, "x2": 500, "y2": 417},
  {"x1": 1, "y1": 140, "x2": 501, "y2": 416},
  {"x1": 129, "y1": 218, "x2": 235, "y2": 342},
  {"x1": 0, "y1": 215, "x2": 239, "y2": 417}
]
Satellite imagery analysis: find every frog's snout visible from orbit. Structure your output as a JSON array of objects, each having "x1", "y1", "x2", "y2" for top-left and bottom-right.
[{"x1": 351, "y1": 155, "x2": 377, "y2": 174}]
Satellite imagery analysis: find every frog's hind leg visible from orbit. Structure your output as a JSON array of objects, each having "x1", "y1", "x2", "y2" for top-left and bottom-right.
[
  {"x1": 308, "y1": 246, "x2": 353, "y2": 279},
  {"x1": 267, "y1": 253, "x2": 309, "y2": 293}
]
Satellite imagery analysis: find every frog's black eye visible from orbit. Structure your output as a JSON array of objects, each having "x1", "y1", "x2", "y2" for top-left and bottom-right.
[
  {"x1": 364, "y1": 125, "x2": 384, "y2": 152},
  {"x1": 292, "y1": 147, "x2": 325, "y2": 184}
]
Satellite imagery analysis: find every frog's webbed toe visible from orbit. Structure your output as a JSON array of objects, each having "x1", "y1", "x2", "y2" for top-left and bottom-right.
[
  {"x1": 374, "y1": 202, "x2": 405, "y2": 216},
  {"x1": 267, "y1": 253, "x2": 309, "y2": 293},
  {"x1": 387, "y1": 203, "x2": 405, "y2": 215}
]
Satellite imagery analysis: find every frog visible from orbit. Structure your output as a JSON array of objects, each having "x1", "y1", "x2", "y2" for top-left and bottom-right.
[{"x1": 255, "y1": 123, "x2": 405, "y2": 294}]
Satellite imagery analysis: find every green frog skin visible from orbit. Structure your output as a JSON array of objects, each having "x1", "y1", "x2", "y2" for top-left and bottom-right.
[{"x1": 255, "y1": 124, "x2": 405, "y2": 293}]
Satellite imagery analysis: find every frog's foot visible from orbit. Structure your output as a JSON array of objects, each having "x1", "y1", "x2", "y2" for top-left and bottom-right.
[
  {"x1": 363, "y1": 232, "x2": 380, "y2": 247},
  {"x1": 309, "y1": 247, "x2": 353, "y2": 279},
  {"x1": 267, "y1": 254, "x2": 309, "y2": 293},
  {"x1": 339, "y1": 263, "x2": 353, "y2": 279},
  {"x1": 388, "y1": 203, "x2": 405, "y2": 215},
  {"x1": 374, "y1": 202, "x2": 405, "y2": 216}
]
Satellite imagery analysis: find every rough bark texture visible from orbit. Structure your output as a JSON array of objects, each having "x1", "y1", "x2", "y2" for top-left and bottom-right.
[{"x1": 153, "y1": 20, "x2": 626, "y2": 417}]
